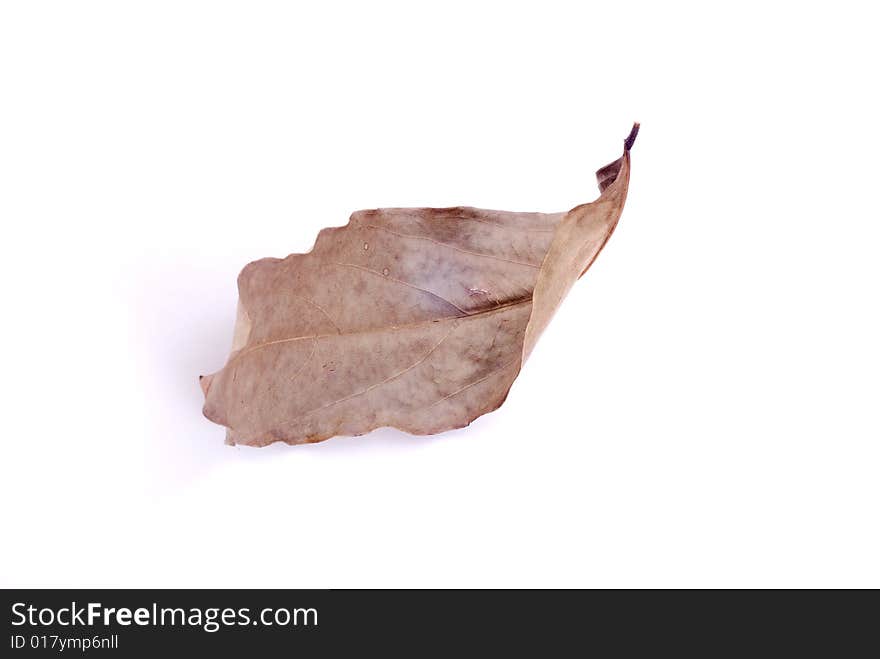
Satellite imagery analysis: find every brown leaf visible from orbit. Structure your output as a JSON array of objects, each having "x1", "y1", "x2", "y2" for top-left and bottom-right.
[{"x1": 201, "y1": 124, "x2": 637, "y2": 446}]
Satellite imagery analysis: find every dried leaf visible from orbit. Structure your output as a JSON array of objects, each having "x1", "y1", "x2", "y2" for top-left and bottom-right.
[{"x1": 201, "y1": 124, "x2": 638, "y2": 446}]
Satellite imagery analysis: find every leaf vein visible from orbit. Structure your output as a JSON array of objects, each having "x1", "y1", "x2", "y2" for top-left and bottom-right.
[
  {"x1": 362, "y1": 223, "x2": 540, "y2": 268},
  {"x1": 228, "y1": 297, "x2": 532, "y2": 365},
  {"x1": 331, "y1": 262, "x2": 468, "y2": 314},
  {"x1": 289, "y1": 294, "x2": 341, "y2": 334},
  {"x1": 427, "y1": 359, "x2": 519, "y2": 408},
  {"x1": 273, "y1": 321, "x2": 460, "y2": 429}
]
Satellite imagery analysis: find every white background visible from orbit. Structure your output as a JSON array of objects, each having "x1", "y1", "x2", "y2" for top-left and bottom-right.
[{"x1": 1, "y1": 1, "x2": 878, "y2": 588}]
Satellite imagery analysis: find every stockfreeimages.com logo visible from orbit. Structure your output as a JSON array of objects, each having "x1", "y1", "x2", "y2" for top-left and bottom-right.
[{"x1": 11, "y1": 602, "x2": 317, "y2": 633}]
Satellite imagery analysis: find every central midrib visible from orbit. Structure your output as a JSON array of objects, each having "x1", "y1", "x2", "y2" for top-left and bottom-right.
[{"x1": 229, "y1": 294, "x2": 534, "y2": 366}]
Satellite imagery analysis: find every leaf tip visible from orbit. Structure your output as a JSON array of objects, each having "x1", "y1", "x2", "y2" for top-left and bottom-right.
[{"x1": 624, "y1": 122, "x2": 640, "y2": 152}]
